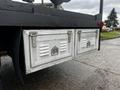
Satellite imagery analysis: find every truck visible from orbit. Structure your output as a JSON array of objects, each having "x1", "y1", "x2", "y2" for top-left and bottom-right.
[{"x1": 0, "y1": 0, "x2": 103, "y2": 85}]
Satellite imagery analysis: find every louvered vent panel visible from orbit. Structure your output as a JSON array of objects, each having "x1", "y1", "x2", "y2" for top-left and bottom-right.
[
  {"x1": 37, "y1": 44, "x2": 50, "y2": 57},
  {"x1": 60, "y1": 40, "x2": 68, "y2": 52}
]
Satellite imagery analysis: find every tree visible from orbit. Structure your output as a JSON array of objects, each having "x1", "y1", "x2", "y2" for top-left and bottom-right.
[{"x1": 105, "y1": 8, "x2": 119, "y2": 27}]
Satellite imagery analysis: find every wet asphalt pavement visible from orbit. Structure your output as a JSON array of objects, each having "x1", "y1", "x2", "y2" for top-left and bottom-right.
[{"x1": 1, "y1": 38, "x2": 120, "y2": 90}]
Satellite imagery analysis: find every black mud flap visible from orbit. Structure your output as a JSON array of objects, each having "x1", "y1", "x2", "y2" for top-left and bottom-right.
[{"x1": 10, "y1": 30, "x2": 24, "y2": 85}]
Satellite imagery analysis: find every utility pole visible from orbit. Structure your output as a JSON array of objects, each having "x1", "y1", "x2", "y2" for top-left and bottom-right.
[
  {"x1": 41, "y1": 0, "x2": 44, "y2": 4},
  {"x1": 98, "y1": 0, "x2": 104, "y2": 51},
  {"x1": 100, "y1": 0, "x2": 104, "y2": 19}
]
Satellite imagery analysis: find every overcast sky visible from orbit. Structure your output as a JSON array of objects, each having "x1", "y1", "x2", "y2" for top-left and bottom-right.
[
  {"x1": 13, "y1": 0, "x2": 120, "y2": 24},
  {"x1": 62, "y1": 0, "x2": 120, "y2": 22}
]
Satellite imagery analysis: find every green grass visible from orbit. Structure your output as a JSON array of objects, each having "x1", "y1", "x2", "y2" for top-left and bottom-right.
[{"x1": 101, "y1": 31, "x2": 120, "y2": 40}]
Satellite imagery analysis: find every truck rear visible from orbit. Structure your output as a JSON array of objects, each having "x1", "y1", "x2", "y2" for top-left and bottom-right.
[{"x1": 0, "y1": 0, "x2": 103, "y2": 84}]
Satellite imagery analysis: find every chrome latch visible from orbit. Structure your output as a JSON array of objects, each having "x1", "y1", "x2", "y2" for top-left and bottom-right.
[
  {"x1": 67, "y1": 31, "x2": 72, "y2": 43},
  {"x1": 87, "y1": 41, "x2": 91, "y2": 48},
  {"x1": 51, "y1": 46, "x2": 59, "y2": 56},
  {"x1": 77, "y1": 31, "x2": 81, "y2": 42},
  {"x1": 29, "y1": 32, "x2": 38, "y2": 48}
]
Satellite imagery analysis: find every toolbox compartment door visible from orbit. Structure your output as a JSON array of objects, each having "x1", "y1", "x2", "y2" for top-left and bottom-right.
[
  {"x1": 23, "y1": 29, "x2": 74, "y2": 74},
  {"x1": 75, "y1": 29, "x2": 99, "y2": 55}
]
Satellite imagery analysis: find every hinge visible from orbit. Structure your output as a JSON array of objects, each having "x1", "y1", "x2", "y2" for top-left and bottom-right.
[
  {"x1": 96, "y1": 30, "x2": 98, "y2": 38},
  {"x1": 29, "y1": 32, "x2": 38, "y2": 48},
  {"x1": 77, "y1": 31, "x2": 81, "y2": 42},
  {"x1": 67, "y1": 31, "x2": 72, "y2": 43}
]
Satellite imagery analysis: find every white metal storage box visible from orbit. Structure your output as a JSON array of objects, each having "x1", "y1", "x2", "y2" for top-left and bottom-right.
[
  {"x1": 75, "y1": 29, "x2": 99, "y2": 55},
  {"x1": 23, "y1": 29, "x2": 74, "y2": 74}
]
